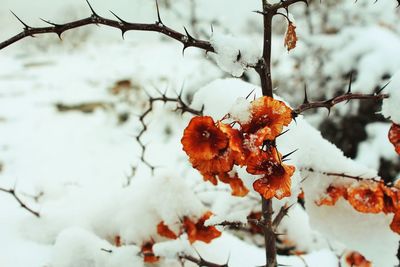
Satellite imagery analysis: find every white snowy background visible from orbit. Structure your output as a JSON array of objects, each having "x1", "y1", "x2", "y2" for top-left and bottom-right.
[{"x1": 0, "y1": 0, "x2": 399, "y2": 266}]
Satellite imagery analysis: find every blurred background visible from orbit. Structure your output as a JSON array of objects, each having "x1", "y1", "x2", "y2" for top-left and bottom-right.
[{"x1": 0, "y1": 0, "x2": 399, "y2": 266}]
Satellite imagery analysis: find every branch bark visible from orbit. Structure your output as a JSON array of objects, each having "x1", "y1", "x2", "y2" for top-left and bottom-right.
[
  {"x1": 257, "y1": 1, "x2": 277, "y2": 266},
  {"x1": 0, "y1": 1, "x2": 214, "y2": 52}
]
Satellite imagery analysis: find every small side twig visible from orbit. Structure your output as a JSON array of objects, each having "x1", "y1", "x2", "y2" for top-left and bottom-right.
[
  {"x1": 135, "y1": 89, "x2": 203, "y2": 171},
  {"x1": 0, "y1": 187, "x2": 40, "y2": 217},
  {"x1": 272, "y1": 204, "x2": 292, "y2": 231},
  {"x1": 180, "y1": 254, "x2": 229, "y2": 267}
]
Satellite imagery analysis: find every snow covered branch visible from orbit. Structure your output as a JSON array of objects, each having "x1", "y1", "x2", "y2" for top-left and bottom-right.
[{"x1": 0, "y1": 0, "x2": 214, "y2": 52}]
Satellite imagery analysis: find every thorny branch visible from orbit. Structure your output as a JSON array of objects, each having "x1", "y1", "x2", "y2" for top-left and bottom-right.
[
  {"x1": 136, "y1": 89, "x2": 203, "y2": 170},
  {"x1": 0, "y1": 187, "x2": 40, "y2": 217},
  {"x1": 0, "y1": 0, "x2": 214, "y2": 53},
  {"x1": 293, "y1": 91, "x2": 388, "y2": 116},
  {"x1": 292, "y1": 75, "x2": 389, "y2": 117}
]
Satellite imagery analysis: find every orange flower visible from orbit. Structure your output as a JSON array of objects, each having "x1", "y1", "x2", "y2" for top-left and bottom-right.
[
  {"x1": 347, "y1": 182, "x2": 384, "y2": 213},
  {"x1": 253, "y1": 164, "x2": 295, "y2": 200},
  {"x1": 315, "y1": 185, "x2": 347, "y2": 206},
  {"x1": 389, "y1": 123, "x2": 400, "y2": 155},
  {"x1": 183, "y1": 211, "x2": 221, "y2": 244},
  {"x1": 218, "y1": 172, "x2": 249, "y2": 197},
  {"x1": 246, "y1": 149, "x2": 281, "y2": 175},
  {"x1": 390, "y1": 211, "x2": 400, "y2": 234},
  {"x1": 193, "y1": 153, "x2": 235, "y2": 185},
  {"x1": 241, "y1": 96, "x2": 292, "y2": 142},
  {"x1": 381, "y1": 185, "x2": 400, "y2": 214},
  {"x1": 345, "y1": 251, "x2": 371, "y2": 267},
  {"x1": 182, "y1": 117, "x2": 236, "y2": 185},
  {"x1": 141, "y1": 241, "x2": 159, "y2": 263},
  {"x1": 218, "y1": 122, "x2": 245, "y2": 165},
  {"x1": 157, "y1": 221, "x2": 178, "y2": 240},
  {"x1": 182, "y1": 116, "x2": 228, "y2": 161}
]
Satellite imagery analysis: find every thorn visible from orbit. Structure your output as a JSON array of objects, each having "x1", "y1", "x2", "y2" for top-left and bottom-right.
[
  {"x1": 245, "y1": 89, "x2": 255, "y2": 100},
  {"x1": 155, "y1": 0, "x2": 163, "y2": 25},
  {"x1": 376, "y1": 80, "x2": 390, "y2": 94},
  {"x1": 276, "y1": 129, "x2": 290, "y2": 138},
  {"x1": 210, "y1": 24, "x2": 214, "y2": 35},
  {"x1": 182, "y1": 44, "x2": 189, "y2": 56},
  {"x1": 325, "y1": 106, "x2": 331, "y2": 116},
  {"x1": 109, "y1": 11, "x2": 127, "y2": 39},
  {"x1": 347, "y1": 71, "x2": 353, "y2": 94},
  {"x1": 85, "y1": 0, "x2": 99, "y2": 18},
  {"x1": 303, "y1": 84, "x2": 309, "y2": 104},
  {"x1": 282, "y1": 149, "x2": 298, "y2": 160},
  {"x1": 183, "y1": 27, "x2": 195, "y2": 41},
  {"x1": 109, "y1": 10, "x2": 127, "y2": 23},
  {"x1": 39, "y1": 18, "x2": 60, "y2": 27},
  {"x1": 236, "y1": 50, "x2": 242, "y2": 62},
  {"x1": 10, "y1": 10, "x2": 31, "y2": 30}
]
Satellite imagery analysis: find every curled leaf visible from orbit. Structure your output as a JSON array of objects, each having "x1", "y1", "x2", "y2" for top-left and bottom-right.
[{"x1": 284, "y1": 21, "x2": 298, "y2": 52}]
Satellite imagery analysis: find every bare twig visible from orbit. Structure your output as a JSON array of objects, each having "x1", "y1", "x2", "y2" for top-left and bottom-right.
[
  {"x1": 0, "y1": 0, "x2": 214, "y2": 52},
  {"x1": 0, "y1": 187, "x2": 40, "y2": 217},
  {"x1": 272, "y1": 204, "x2": 292, "y2": 230},
  {"x1": 180, "y1": 254, "x2": 229, "y2": 267},
  {"x1": 136, "y1": 89, "x2": 203, "y2": 170}
]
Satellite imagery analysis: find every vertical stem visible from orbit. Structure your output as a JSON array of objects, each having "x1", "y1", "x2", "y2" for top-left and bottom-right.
[
  {"x1": 262, "y1": 198, "x2": 277, "y2": 267},
  {"x1": 258, "y1": 1, "x2": 277, "y2": 267},
  {"x1": 255, "y1": 0, "x2": 274, "y2": 98}
]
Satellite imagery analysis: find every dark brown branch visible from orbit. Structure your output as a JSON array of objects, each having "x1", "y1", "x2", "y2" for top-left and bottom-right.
[
  {"x1": 293, "y1": 92, "x2": 388, "y2": 117},
  {"x1": 262, "y1": 198, "x2": 277, "y2": 267},
  {"x1": 136, "y1": 89, "x2": 203, "y2": 171},
  {"x1": 0, "y1": 1, "x2": 214, "y2": 52},
  {"x1": 180, "y1": 254, "x2": 229, "y2": 267},
  {"x1": 0, "y1": 187, "x2": 40, "y2": 217}
]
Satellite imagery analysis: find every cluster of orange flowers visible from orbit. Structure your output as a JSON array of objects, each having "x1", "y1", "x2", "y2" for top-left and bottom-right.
[
  {"x1": 140, "y1": 211, "x2": 221, "y2": 263},
  {"x1": 316, "y1": 180, "x2": 400, "y2": 234},
  {"x1": 181, "y1": 96, "x2": 295, "y2": 200},
  {"x1": 389, "y1": 123, "x2": 400, "y2": 155}
]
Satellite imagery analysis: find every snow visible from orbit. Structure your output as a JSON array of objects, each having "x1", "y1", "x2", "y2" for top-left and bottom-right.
[
  {"x1": 382, "y1": 71, "x2": 400, "y2": 124},
  {"x1": 228, "y1": 97, "x2": 252, "y2": 124},
  {"x1": 356, "y1": 122, "x2": 398, "y2": 170},
  {"x1": 210, "y1": 33, "x2": 261, "y2": 77}
]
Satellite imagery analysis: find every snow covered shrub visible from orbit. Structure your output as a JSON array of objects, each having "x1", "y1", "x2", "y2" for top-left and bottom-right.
[{"x1": 0, "y1": 0, "x2": 400, "y2": 267}]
